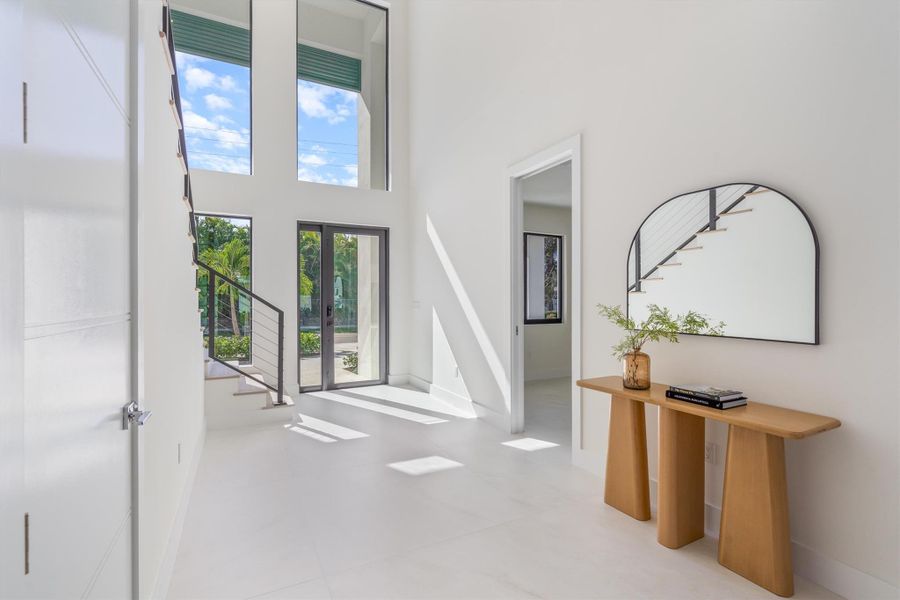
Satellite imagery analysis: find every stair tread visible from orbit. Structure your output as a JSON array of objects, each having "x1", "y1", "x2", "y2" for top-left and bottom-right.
[
  {"x1": 641, "y1": 277, "x2": 663, "y2": 281},
  {"x1": 697, "y1": 228, "x2": 727, "y2": 235},
  {"x1": 677, "y1": 246, "x2": 703, "y2": 252},
  {"x1": 659, "y1": 262, "x2": 682, "y2": 267},
  {"x1": 234, "y1": 375, "x2": 270, "y2": 395},
  {"x1": 721, "y1": 208, "x2": 753, "y2": 215}
]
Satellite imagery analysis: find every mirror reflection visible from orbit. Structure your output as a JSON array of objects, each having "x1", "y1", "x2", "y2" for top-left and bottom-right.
[{"x1": 627, "y1": 183, "x2": 818, "y2": 344}]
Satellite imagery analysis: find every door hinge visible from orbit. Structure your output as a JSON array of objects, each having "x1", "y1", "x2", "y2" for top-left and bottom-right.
[
  {"x1": 22, "y1": 82, "x2": 27, "y2": 144},
  {"x1": 516, "y1": 325, "x2": 519, "y2": 335},
  {"x1": 24, "y1": 513, "x2": 29, "y2": 575}
]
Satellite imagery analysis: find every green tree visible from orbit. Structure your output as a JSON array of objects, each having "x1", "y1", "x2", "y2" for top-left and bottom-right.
[{"x1": 201, "y1": 238, "x2": 250, "y2": 336}]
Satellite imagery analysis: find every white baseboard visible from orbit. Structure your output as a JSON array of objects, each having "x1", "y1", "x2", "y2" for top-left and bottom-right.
[
  {"x1": 387, "y1": 373, "x2": 410, "y2": 386},
  {"x1": 404, "y1": 373, "x2": 431, "y2": 392},
  {"x1": 429, "y1": 383, "x2": 474, "y2": 415},
  {"x1": 151, "y1": 421, "x2": 205, "y2": 600},
  {"x1": 647, "y1": 478, "x2": 898, "y2": 599}
]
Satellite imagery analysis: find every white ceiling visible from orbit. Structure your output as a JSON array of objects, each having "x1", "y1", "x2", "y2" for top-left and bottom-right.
[{"x1": 522, "y1": 161, "x2": 571, "y2": 208}]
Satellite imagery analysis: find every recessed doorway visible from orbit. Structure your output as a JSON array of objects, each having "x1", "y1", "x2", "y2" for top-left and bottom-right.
[{"x1": 298, "y1": 222, "x2": 388, "y2": 391}]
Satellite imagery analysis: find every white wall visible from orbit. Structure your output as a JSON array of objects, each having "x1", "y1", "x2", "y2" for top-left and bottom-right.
[
  {"x1": 190, "y1": 0, "x2": 409, "y2": 392},
  {"x1": 137, "y1": 1, "x2": 207, "y2": 597},
  {"x1": 407, "y1": 1, "x2": 899, "y2": 596},
  {"x1": 524, "y1": 203, "x2": 572, "y2": 381}
]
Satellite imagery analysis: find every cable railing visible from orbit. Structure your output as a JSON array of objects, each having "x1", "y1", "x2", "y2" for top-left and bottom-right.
[
  {"x1": 628, "y1": 184, "x2": 760, "y2": 292},
  {"x1": 161, "y1": 4, "x2": 286, "y2": 405}
]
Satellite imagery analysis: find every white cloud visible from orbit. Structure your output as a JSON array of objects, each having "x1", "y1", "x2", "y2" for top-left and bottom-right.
[
  {"x1": 184, "y1": 66, "x2": 216, "y2": 91},
  {"x1": 183, "y1": 110, "x2": 249, "y2": 150},
  {"x1": 298, "y1": 153, "x2": 327, "y2": 166},
  {"x1": 204, "y1": 94, "x2": 233, "y2": 110},
  {"x1": 218, "y1": 75, "x2": 237, "y2": 91},
  {"x1": 181, "y1": 98, "x2": 192, "y2": 110},
  {"x1": 297, "y1": 80, "x2": 357, "y2": 125}
]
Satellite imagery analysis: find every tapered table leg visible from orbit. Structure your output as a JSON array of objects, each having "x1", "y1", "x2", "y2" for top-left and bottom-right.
[
  {"x1": 658, "y1": 407, "x2": 705, "y2": 548},
  {"x1": 604, "y1": 394, "x2": 650, "y2": 520},
  {"x1": 718, "y1": 425, "x2": 794, "y2": 597}
]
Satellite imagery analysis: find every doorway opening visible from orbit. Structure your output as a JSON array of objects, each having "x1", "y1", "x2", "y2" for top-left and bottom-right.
[
  {"x1": 509, "y1": 136, "x2": 581, "y2": 453},
  {"x1": 298, "y1": 222, "x2": 388, "y2": 391}
]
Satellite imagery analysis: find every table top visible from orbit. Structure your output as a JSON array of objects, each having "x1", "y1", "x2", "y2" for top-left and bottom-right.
[{"x1": 576, "y1": 376, "x2": 841, "y2": 439}]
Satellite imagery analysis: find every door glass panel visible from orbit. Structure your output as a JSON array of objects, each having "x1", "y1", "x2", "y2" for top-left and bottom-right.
[
  {"x1": 332, "y1": 232, "x2": 380, "y2": 384},
  {"x1": 298, "y1": 228, "x2": 322, "y2": 388}
]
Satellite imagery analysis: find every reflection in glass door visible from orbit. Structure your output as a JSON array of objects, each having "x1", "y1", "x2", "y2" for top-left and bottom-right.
[{"x1": 298, "y1": 223, "x2": 387, "y2": 391}]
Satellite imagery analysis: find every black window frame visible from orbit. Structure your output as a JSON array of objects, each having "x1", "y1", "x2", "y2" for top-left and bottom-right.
[{"x1": 524, "y1": 232, "x2": 564, "y2": 325}]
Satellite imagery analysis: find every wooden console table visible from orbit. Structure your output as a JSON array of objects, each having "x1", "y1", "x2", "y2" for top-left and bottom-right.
[{"x1": 576, "y1": 376, "x2": 840, "y2": 597}]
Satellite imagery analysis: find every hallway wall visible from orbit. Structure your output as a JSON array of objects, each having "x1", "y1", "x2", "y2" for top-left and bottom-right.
[
  {"x1": 406, "y1": 1, "x2": 899, "y2": 596},
  {"x1": 523, "y1": 203, "x2": 572, "y2": 382}
]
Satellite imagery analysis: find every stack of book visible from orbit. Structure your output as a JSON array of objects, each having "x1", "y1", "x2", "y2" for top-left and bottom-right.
[{"x1": 665, "y1": 384, "x2": 747, "y2": 410}]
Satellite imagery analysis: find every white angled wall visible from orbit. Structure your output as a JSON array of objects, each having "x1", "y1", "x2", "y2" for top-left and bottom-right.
[
  {"x1": 407, "y1": 1, "x2": 899, "y2": 597},
  {"x1": 137, "y1": 1, "x2": 207, "y2": 598},
  {"x1": 189, "y1": 0, "x2": 410, "y2": 391}
]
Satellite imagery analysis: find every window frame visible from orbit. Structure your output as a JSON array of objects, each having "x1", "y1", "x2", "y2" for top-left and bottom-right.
[
  {"x1": 295, "y1": 0, "x2": 389, "y2": 190},
  {"x1": 171, "y1": 4, "x2": 254, "y2": 176},
  {"x1": 523, "y1": 231, "x2": 564, "y2": 325}
]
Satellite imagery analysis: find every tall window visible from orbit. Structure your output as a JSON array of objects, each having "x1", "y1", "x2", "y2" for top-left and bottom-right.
[
  {"x1": 297, "y1": 0, "x2": 388, "y2": 189},
  {"x1": 196, "y1": 215, "x2": 252, "y2": 361},
  {"x1": 171, "y1": 2, "x2": 251, "y2": 175},
  {"x1": 524, "y1": 233, "x2": 563, "y2": 324}
]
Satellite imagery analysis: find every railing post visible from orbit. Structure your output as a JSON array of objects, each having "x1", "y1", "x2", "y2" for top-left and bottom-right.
[
  {"x1": 277, "y1": 310, "x2": 284, "y2": 405},
  {"x1": 207, "y1": 270, "x2": 216, "y2": 360},
  {"x1": 634, "y1": 232, "x2": 642, "y2": 291},
  {"x1": 709, "y1": 188, "x2": 717, "y2": 230}
]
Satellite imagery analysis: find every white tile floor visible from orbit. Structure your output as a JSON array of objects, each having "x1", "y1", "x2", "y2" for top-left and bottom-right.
[{"x1": 168, "y1": 380, "x2": 841, "y2": 600}]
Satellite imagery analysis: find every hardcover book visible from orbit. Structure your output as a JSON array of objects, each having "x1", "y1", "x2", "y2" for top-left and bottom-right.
[
  {"x1": 669, "y1": 384, "x2": 743, "y2": 401},
  {"x1": 665, "y1": 390, "x2": 747, "y2": 409}
]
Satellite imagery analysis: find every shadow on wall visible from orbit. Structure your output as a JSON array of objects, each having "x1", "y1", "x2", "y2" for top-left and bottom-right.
[{"x1": 425, "y1": 215, "x2": 510, "y2": 420}]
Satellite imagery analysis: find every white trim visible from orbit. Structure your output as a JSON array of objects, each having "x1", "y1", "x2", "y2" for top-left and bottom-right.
[
  {"x1": 508, "y1": 134, "x2": 582, "y2": 437},
  {"x1": 152, "y1": 422, "x2": 206, "y2": 600},
  {"x1": 429, "y1": 383, "x2": 474, "y2": 415},
  {"x1": 387, "y1": 373, "x2": 410, "y2": 386}
]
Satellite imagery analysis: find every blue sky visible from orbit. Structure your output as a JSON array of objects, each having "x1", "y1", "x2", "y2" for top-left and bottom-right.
[
  {"x1": 175, "y1": 51, "x2": 251, "y2": 175},
  {"x1": 175, "y1": 50, "x2": 359, "y2": 186},
  {"x1": 297, "y1": 80, "x2": 359, "y2": 187}
]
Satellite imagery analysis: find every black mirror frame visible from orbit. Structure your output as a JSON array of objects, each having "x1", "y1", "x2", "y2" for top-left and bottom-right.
[
  {"x1": 625, "y1": 182, "x2": 820, "y2": 345},
  {"x1": 524, "y1": 232, "x2": 564, "y2": 325}
]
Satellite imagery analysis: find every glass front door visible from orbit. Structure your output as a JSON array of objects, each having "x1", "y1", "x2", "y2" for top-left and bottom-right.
[{"x1": 298, "y1": 223, "x2": 387, "y2": 391}]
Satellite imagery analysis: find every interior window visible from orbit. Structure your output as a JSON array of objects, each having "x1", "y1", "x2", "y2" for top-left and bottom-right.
[
  {"x1": 525, "y1": 233, "x2": 563, "y2": 324},
  {"x1": 297, "y1": 0, "x2": 388, "y2": 189},
  {"x1": 171, "y1": 2, "x2": 252, "y2": 175}
]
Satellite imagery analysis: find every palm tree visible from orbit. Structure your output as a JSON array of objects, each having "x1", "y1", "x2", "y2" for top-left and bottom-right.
[{"x1": 201, "y1": 238, "x2": 250, "y2": 336}]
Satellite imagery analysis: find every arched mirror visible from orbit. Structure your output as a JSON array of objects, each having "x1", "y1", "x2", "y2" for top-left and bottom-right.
[{"x1": 627, "y1": 183, "x2": 819, "y2": 344}]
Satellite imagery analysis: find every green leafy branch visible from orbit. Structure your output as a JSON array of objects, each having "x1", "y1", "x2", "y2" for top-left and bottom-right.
[{"x1": 598, "y1": 304, "x2": 725, "y2": 360}]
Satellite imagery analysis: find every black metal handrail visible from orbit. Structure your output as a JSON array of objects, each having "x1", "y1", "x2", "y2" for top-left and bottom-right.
[
  {"x1": 628, "y1": 184, "x2": 760, "y2": 291},
  {"x1": 162, "y1": 4, "x2": 286, "y2": 404}
]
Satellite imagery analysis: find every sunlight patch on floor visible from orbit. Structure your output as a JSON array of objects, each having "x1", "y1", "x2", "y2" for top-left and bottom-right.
[
  {"x1": 294, "y1": 413, "x2": 368, "y2": 440},
  {"x1": 387, "y1": 456, "x2": 464, "y2": 476},
  {"x1": 345, "y1": 384, "x2": 476, "y2": 419},
  {"x1": 307, "y1": 390, "x2": 449, "y2": 425},
  {"x1": 502, "y1": 438, "x2": 559, "y2": 451},
  {"x1": 284, "y1": 424, "x2": 337, "y2": 443}
]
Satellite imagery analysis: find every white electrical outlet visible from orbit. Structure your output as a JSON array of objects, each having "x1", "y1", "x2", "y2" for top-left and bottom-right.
[{"x1": 704, "y1": 442, "x2": 717, "y2": 465}]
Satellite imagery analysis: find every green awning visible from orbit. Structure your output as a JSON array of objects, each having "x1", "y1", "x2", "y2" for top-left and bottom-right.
[
  {"x1": 297, "y1": 43, "x2": 361, "y2": 92},
  {"x1": 171, "y1": 9, "x2": 250, "y2": 68}
]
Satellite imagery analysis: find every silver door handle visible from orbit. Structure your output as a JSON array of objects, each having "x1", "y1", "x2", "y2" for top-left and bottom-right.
[{"x1": 123, "y1": 401, "x2": 152, "y2": 429}]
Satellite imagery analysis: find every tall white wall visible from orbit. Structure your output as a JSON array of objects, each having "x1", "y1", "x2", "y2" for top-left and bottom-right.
[
  {"x1": 190, "y1": 0, "x2": 409, "y2": 391},
  {"x1": 524, "y1": 204, "x2": 572, "y2": 381},
  {"x1": 137, "y1": 1, "x2": 207, "y2": 597},
  {"x1": 407, "y1": 1, "x2": 899, "y2": 596}
]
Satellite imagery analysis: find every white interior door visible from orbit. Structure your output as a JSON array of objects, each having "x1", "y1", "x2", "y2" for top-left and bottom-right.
[{"x1": 19, "y1": 1, "x2": 134, "y2": 597}]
